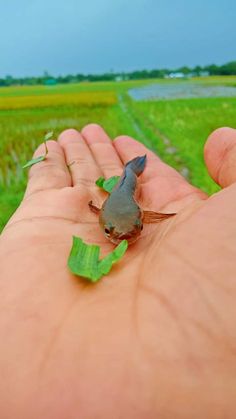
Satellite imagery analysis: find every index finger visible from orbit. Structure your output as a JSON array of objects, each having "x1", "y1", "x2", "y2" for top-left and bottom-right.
[{"x1": 25, "y1": 140, "x2": 71, "y2": 198}]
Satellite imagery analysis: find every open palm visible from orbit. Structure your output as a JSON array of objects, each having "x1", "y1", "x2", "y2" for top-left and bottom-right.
[{"x1": 1, "y1": 125, "x2": 236, "y2": 419}]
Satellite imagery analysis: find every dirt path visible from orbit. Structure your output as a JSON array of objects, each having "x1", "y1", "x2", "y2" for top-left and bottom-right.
[{"x1": 118, "y1": 94, "x2": 154, "y2": 150}]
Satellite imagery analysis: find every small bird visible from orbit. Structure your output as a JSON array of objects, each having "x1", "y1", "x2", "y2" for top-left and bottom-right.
[{"x1": 89, "y1": 155, "x2": 176, "y2": 244}]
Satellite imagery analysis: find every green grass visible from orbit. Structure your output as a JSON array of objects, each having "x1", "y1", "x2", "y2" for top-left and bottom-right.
[
  {"x1": 130, "y1": 96, "x2": 236, "y2": 193},
  {"x1": 0, "y1": 76, "x2": 236, "y2": 230}
]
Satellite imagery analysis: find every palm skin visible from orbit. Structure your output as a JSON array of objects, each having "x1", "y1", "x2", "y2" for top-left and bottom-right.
[{"x1": 0, "y1": 125, "x2": 236, "y2": 419}]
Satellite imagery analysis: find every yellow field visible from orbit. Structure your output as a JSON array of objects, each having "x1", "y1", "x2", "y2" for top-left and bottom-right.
[{"x1": 0, "y1": 91, "x2": 117, "y2": 110}]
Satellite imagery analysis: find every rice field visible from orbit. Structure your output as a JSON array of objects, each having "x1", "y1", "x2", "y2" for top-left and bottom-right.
[
  {"x1": 0, "y1": 76, "x2": 236, "y2": 230},
  {"x1": 0, "y1": 91, "x2": 117, "y2": 110},
  {"x1": 129, "y1": 96, "x2": 236, "y2": 193}
]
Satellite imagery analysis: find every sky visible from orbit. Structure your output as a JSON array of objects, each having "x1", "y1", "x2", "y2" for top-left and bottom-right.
[{"x1": 0, "y1": 0, "x2": 235, "y2": 77}]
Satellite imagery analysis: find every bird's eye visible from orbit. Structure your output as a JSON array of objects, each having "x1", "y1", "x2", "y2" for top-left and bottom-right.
[
  {"x1": 141, "y1": 225, "x2": 143, "y2": 230},
  {"x1": 104, "y1": 228, "x2": 110, "y2": 235}
]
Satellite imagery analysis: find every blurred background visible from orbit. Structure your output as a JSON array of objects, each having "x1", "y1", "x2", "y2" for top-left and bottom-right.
[{"x1": 0, "y1": 0, "x2": 236, "y2": 229}]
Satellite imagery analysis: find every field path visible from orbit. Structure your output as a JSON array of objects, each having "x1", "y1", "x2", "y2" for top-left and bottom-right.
[
  {"x1": 118, "y1": 94, "x2": 190, "y2": 179},
  {"x1": 118, "y1": 93, "x2": 154, "y2": 149}
]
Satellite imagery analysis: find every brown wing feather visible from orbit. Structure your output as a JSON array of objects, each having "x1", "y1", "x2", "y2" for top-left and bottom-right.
[{"x1": 143, "y1": 210, "x2": 176, "y2": 224}]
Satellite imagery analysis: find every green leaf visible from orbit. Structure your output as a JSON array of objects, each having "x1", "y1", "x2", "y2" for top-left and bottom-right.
[
  {"x1": 68, "y1": 236, "x2": 128, "y2": 282},
  {"x1": 44, "y1": 131, "x2": 54, "y2": 141},
  {"x1": 99, "y1": 240, "x2": 128, "y2": 275},
  {"x1": 95, "y1": 177, "x2": 106, "y2": 188},
  {"x1": 22, "y1": 131, "x2": 53, "y2": 169},
  {"x1": 22, "y1": 155, "x2": 46, "y2": 169},
  {"x1": 96, "y1": 175, "x2": 120, "y2": 193}
]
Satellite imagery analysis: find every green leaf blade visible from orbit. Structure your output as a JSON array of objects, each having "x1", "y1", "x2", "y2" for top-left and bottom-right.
[
  {"x1": 99, "y1": 240, "x2": 128, "y2": 275},
  {"x1": 103, "y1": 176, "x2": 120, "y2": 193},
  {"x1": 68, "y1": 237, "x2": 128, "y2": 283},
  {"x1": 22, "y1": 155, "x2": 46, "y2": 169},
  {"x1": 95, "y1": 175, "x2": 120, "y2": 193},
  {"x1": 95, "y1": 177, "x2": 106, "y2": 188},
  {"x1": 22, "y1": 131, "x2": 52, "y2": 169},
  {"x1": 68, "y1": 236, "x2": 101, "y2": 282},
  {"x1": 44, "y1": 131, "x2": 54, "y2": 141}
]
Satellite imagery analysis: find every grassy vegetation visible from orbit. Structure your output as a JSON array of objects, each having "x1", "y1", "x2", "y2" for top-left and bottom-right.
[
  {"x1": 0, "y1": 91, "x2": 117, "y2": 110},
  {"x1": 0, "y1": 76, "x2": 236, "y2": 230},
  {"x1": 193, "y1": 75, "x2": 236, "y2": 86},
  {"x1": 129, "y1": 96, "x2": 236, "y2": 193}
]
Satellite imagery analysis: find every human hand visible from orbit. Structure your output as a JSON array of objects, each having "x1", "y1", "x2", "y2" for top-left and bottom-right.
[{"x1": 0, "y1": 125, "x2": 236, "y2": 419}]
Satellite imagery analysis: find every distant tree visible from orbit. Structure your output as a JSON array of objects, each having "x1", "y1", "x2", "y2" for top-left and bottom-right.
[
  {"x1": 192, "y1": 65, "x2": 203, "y2": 76},
  {"x1": 149, "y1": 69, "x2": 166, "y2": 78},
  {"x1": 0, "y1": 60, "x2": 235, "y2": 88},
  {"x1": 204, "y1": 64, "x2": 219, "y2": 75},
  {"x1": 220, "y1": 61, "x2": 236, "y2": 75},
  {"x1": 5, "y1": 75, "x2": 14, "y2": 86},
  {"x1": 76, "y1": 74, "x2": 86, "y2": 82},
  {"x1": 176, "y1": 66, "x2": 191, "y2": 75}
]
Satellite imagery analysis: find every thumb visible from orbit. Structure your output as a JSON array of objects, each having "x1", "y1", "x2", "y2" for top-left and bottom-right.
[{"x1": 204, "y1": 127, "x2": 236, "y2": 188}]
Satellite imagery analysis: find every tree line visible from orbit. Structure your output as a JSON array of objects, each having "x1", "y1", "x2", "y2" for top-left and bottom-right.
[{"x1": 0, "y1": 61, "x2": 235, "y2": 87}]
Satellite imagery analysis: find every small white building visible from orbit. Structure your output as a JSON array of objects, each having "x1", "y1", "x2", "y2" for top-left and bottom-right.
[
  {"x1": 166, "y1": 72, "x2": 185, "y2": 79},
  {"x1": 115, "y1": 75, "x2": 129, "y2": 82}
]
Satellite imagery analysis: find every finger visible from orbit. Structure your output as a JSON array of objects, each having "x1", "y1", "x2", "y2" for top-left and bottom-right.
[
  {"x1": 81, "y1": 124, "x2": 123, "y2": 178},
  {"x1": 58, "y1": 128, "x2": 101, "y2": 187},
  {"x1": 114, "y1": 135, "x2": 187, "y2": 182},
  {"x1": 204, "y1": 127, "x2": 236, "y2": 188},
  {"x1": 113, "y1": 135, "x2": 206, "y2": 210},
  {"x1": 25, "y1": 140, "x2": 71, "y2": 198}
]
